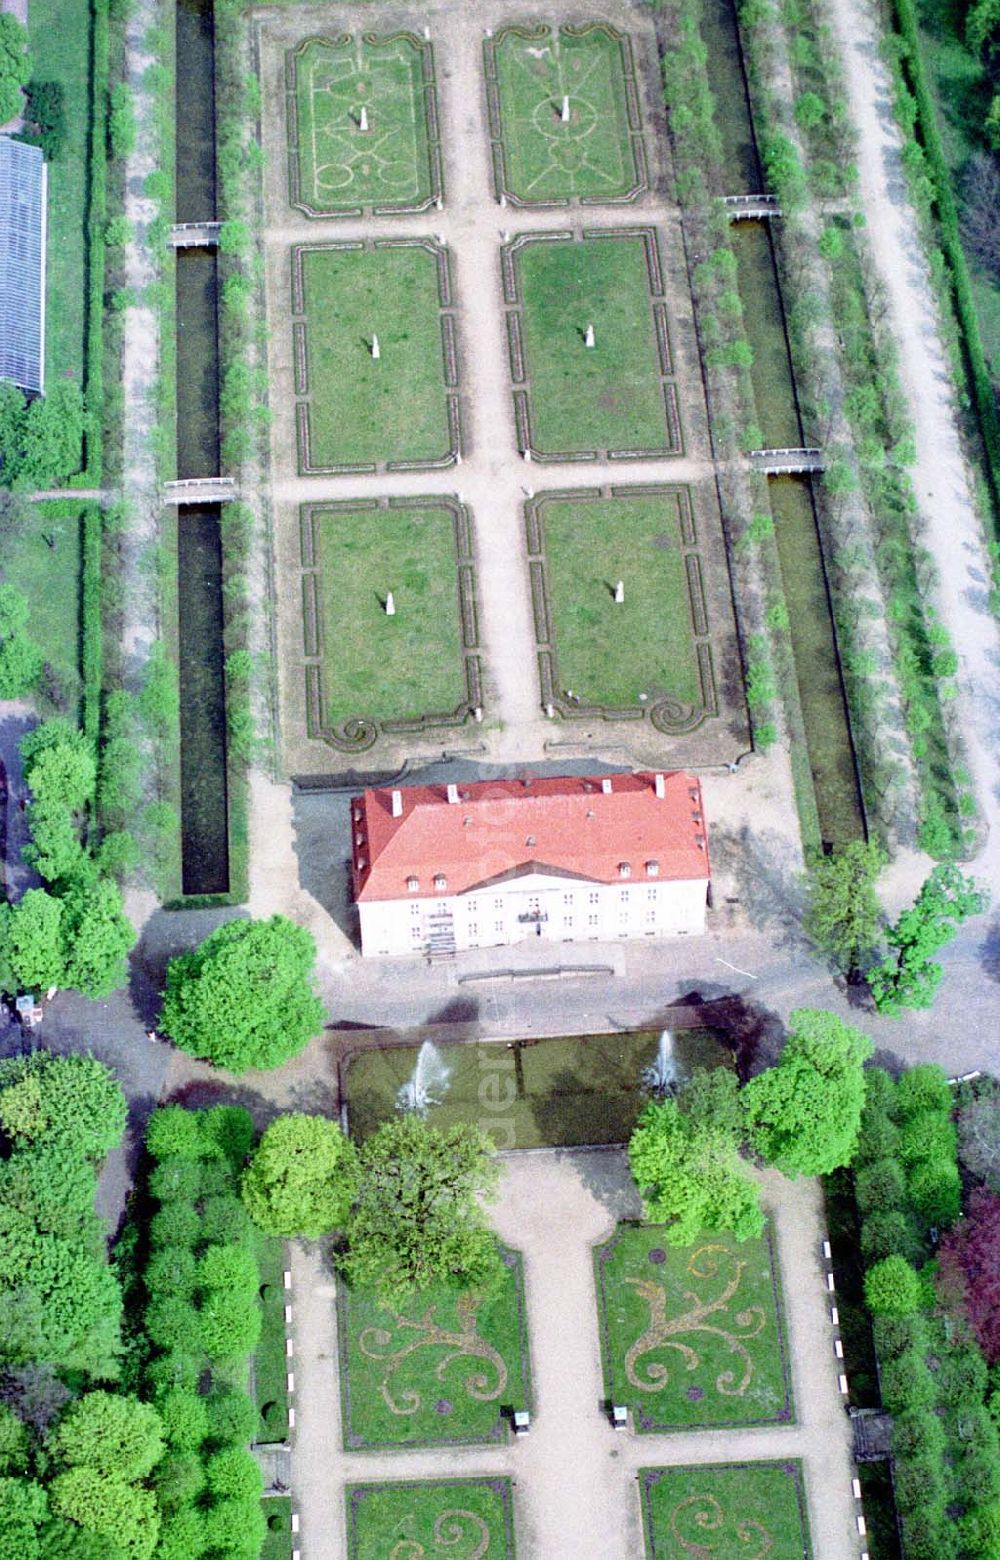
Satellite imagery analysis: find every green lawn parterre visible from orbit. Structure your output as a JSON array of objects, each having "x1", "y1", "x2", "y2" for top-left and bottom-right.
[
  {"x1": 261, "y1": 1495, "x2": 294, "y2": 1560},
  {"x1": 347, "y1": 1479, "x2": 516, "y2": 1559},
  {"x1": 293, "y1": 241, "x2": 457, "y2": 472},
  {"x1": 288, "y1": 32, "x2": 438, "y2": 216},
  {"x1": 639, "y1": 1462, "x2": 812, "y2": 1559},
  {"x1": 509, "y1": 232, "x2": 681, "y2": 459},
  {"x1": 595, "y1": 1224, "x2": 794, "y2": 1431},
  {"x1": 302, "y1": 499, "x2": 472, "y2": 736},
  {"x1": 254, "y1": 1233, "x2": 291, "y2": 1443},
  {"x1": 529, "y1": 488, "x2": 707, "y2": 712},
  {"x1": 338, "y1": 1249, "x2": 532, "y2": 1449},
  {"x1": 28, "y1": 0, "x2": 102, "y2": 390},
  {"x1": 488, "y1": 22, "x2": 645, "y2": 204}
]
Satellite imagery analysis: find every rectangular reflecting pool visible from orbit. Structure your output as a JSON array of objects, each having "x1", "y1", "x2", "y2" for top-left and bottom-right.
[{"x1": 344, "y1": 1029, "x2": 730, "y2": 1149}]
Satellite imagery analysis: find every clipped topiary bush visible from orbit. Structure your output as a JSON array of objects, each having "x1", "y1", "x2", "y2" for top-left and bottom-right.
[{"x1": 864, "y1": 1254, "x2": 922, "y2": 1316}]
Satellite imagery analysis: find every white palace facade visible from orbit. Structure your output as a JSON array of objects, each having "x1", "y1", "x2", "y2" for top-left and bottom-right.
[{"x1": 350, "y1": 771, "x2": 711, "y2": 959}]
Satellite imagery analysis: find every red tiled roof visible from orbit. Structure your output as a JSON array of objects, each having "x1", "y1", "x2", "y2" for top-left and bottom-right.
[{"x1": 351, "y1": 772, "x2": 709, "y2": 902}]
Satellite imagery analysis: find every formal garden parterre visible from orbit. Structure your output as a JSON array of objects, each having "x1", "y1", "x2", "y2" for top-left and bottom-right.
[
  {"x1": 337, "y1": 1247, "x2": 532, "y2": 1449},
  {"x1": 347, "y1": 1478, "x2": 517, "y2": 1560},
  {"x1": 298, "y1": 496, "x2": 482, "y2": 752},
  {"x1": 639, "y1": 1462, "x2": 813, "y2": 1559},
  {"x1": 504, "y1": 228, "x2": 683, "y2": 461},
  {"x1": 485, "y1": 21, "x2": 647, "y2": 206},
  {"x1": 292, "y1": 239, "x2": 460, "y2": 474},
  {"x1": 526, "y1": 485, "x2": 721, "y2": 734},
  {"x1": 595, "y1": 1223, "x2": 794, "y2": 1431},
  {"x1": 286, "y1": 32, "x2": 442, "y2": 217}
]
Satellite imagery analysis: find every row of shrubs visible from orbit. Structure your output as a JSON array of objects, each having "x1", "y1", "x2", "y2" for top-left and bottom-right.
[
  {"x1": 130, "y1": 1105, "x2": 270, "y2": 1560},
  {"x1": 853, "y1": 1065, "x2": 999, "y2": 1560},
  {"x1": 886, "y1": 0, "x2": 1000, "y2": 528},
  {"x1": 736, "y1": 0, "x2": 972, "y2": 855},
  {"x1": 657, "y1": 0, "x2": 795, "y2": 772}
]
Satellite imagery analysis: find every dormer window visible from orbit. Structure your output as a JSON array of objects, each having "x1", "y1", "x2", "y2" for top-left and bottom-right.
[
  {"x1": 434, "y1": 874, "x2": 447, "y2": 891},
  {"x1": 407, "y1": 876, "x2": 419, "y2": 893},
  {"x1": 645, "y1": 860, "x2": 660, "y2": 877},
  {"x1": 525, "y1": 835, "x2": 536, "y2": 847},
  {"x1": 618, "y1": 862, "x2": 631, "y2": 879}
]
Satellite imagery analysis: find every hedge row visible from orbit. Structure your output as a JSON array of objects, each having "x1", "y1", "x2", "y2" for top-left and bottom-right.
[
  {"x1": 887, "y1": 0, "x2": 1000, "y2": 526},
  {"x1": 137, "y1": 1105, "x2": 268, "y2": 1560},
  {"x1": 78, "y1": 0, "x2": 110, "y2": 485},
  {"x1": 853, "y1": 1066, "x2": 999, "y2": 1560},
  {"x1": 657, "y1": 0, "x2": 808, "y2": 796}
]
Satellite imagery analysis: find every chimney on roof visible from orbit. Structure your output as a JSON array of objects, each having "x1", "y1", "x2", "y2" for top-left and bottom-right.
[
  {"x1": 391, "y1": 790, "x2": 403, "y2": 818},
  {"x1": 601, "y1": 777, "x2": 612, "y2": 794},
  {"x1": 447, "y1": 783, "x2": 459, "y2": 804},
  {"x1": 655, "y1": 773, "x2": 665, "y2": 799}
]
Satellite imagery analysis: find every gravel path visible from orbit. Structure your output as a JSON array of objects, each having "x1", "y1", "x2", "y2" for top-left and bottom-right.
[
  {"x1": 829, "y1": 0, "x2": 1000, "y2": 883},
  {"x1": 119, "y1": 0, "x2": 164, "y2": 678},
  {"x1": 288, "y1": 1151, "x2": 859, "y2": 1559}
]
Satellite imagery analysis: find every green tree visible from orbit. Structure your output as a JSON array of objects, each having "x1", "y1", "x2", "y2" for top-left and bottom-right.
[
  {"x1": 159, "y1": 915, "x2": 325, "y2": 1073},
  {"x1": 0, "y1": 1475, "x2": 47, "y2": 1560},
  {"x1": 241, "y1": 1113, "x2": 358, "y2": 1238},
  {"x1": 0, "y1": 1052, "x2": 126, "y2": 1159},
  {"x1": 14, "y1": 385, "x2": 84, "y2": 488},
  {"x1": 864, "y1": 1254, "x2": 921, "y2": 1316},
  {"x1": 49, "y1": 1469, "x2": 158, "y2": 1560},
  {"x1": 49, "y1": 1394, "x2": 164, "y2": 1483},
  {"x1": 0, "y1": 1407, "x2": 29, "y2": 1475},
  {"x1": 0, "y1": 584, "x2": 41, "y2": 698},
  {"x1": 341, "y1": 1116, "x2": 500, "y2": 1305},
  {"x1": 60, "y1": 880, "x2": 135, "y2": 998},
  {"x1": 628, "y1": 1094, "x2": 763, "y2": 1245},
  {"x1": 741, "y1": 1008, "x2": 873, "y2": 1176},
  {"x1": 21, "y1": 720, "x2": 95, "y2": 809},
  {"x1": 804, "y1": 839, "x2": 887, "y2": 974},
  {"x1": 50, "y1": 1397, "x2": 163, "y2": 1478},
  {"x1": 0, "y1": 889, "x2": 65, "y2": 993},
  {"x1": 869, "y1": 866, "x2": 989, "y2": 1015},
  {"x1": 0, "y1": 16, "x2": 30, "y2": 124}
]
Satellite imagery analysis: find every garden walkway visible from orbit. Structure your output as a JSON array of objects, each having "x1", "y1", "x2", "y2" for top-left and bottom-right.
[
  {"x1": 830, "y1": 0, "x2": 1000, "y2": 889},
  {"x1": 288, "y1": 1151, "x2": 860, "y2": 1558}
]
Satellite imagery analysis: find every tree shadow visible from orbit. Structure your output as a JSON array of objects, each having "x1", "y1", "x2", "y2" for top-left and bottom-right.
[{"x1": 708, "y1": 823, "x2": 807, "y2": 947}]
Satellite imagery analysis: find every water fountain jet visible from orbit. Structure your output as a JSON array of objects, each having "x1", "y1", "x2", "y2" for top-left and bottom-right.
[
  {"x1": 642, "y1": 1030, "x2": 678, "y2": 1097},
  {"x1": 397, "y1": 1040, "x2": 452, "y2": 1115}
]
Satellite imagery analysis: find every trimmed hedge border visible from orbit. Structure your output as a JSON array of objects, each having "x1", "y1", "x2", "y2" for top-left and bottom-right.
[
  {"x1": 285, "y1": 31, "x2": 443, "y2": 219},
  {"x1": 484, "y1": 21, "x2": 648, "y2": 208},
  {"x1": 888, "y1": 0, "x2": 1000, "y2": 522},
  {"x1": 299, "y1": 495, "x2": 482, "y2": 753}
]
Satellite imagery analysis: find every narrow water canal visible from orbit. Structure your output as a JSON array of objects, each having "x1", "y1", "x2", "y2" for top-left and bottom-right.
[
  {"x1": 173, "y1": 0, "x2": 230, "y2": 896},
  {"x1": 698, "y1": 0, "x2": 866, "y2": 847}
]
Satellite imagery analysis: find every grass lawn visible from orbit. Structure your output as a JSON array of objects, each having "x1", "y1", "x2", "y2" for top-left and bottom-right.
[
  {"x1": 296, "y1": 244, "x2": 454, "y2": 470},
  {"x1": 260, "y1": 1496, "x2": 293, "y2": 1560},
  {"x1": 0, "y1": 503, "x2": 83, "y2": 708},
  {"x1": 308, "y1": 502, "x2": 467, "y2": 727},
  {"x1": 253, "y1": 1234, "x2": 290, "y2": 1444},
  {"x1": 27, "y1": 0, "x2": 95, "y2": 388},
  {"x1": 347, "y1": 1479, "x2": 516, "y2": 1559},
  {"x1": 290, "y1": 34, "x2": 434, "y2": 214},
  {"x1": 595, "y1": 1223, "x2": 793, "y2": 1431},
  {"x1": 338, "y1": 1248, "x2": 531, "y2": 1448},
  {"x1": 639, "y1": 1462, "x2": 812, "y2": 1559},
  {"x1": 514, "y1": 235, "x2": 675, "y2": 457},
  {"x1": 535, "y1": 490, "x2": 703, "y2": 709},
  {"x1": 492, "y1": 23, "x2": 641, "y2": 203}
]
